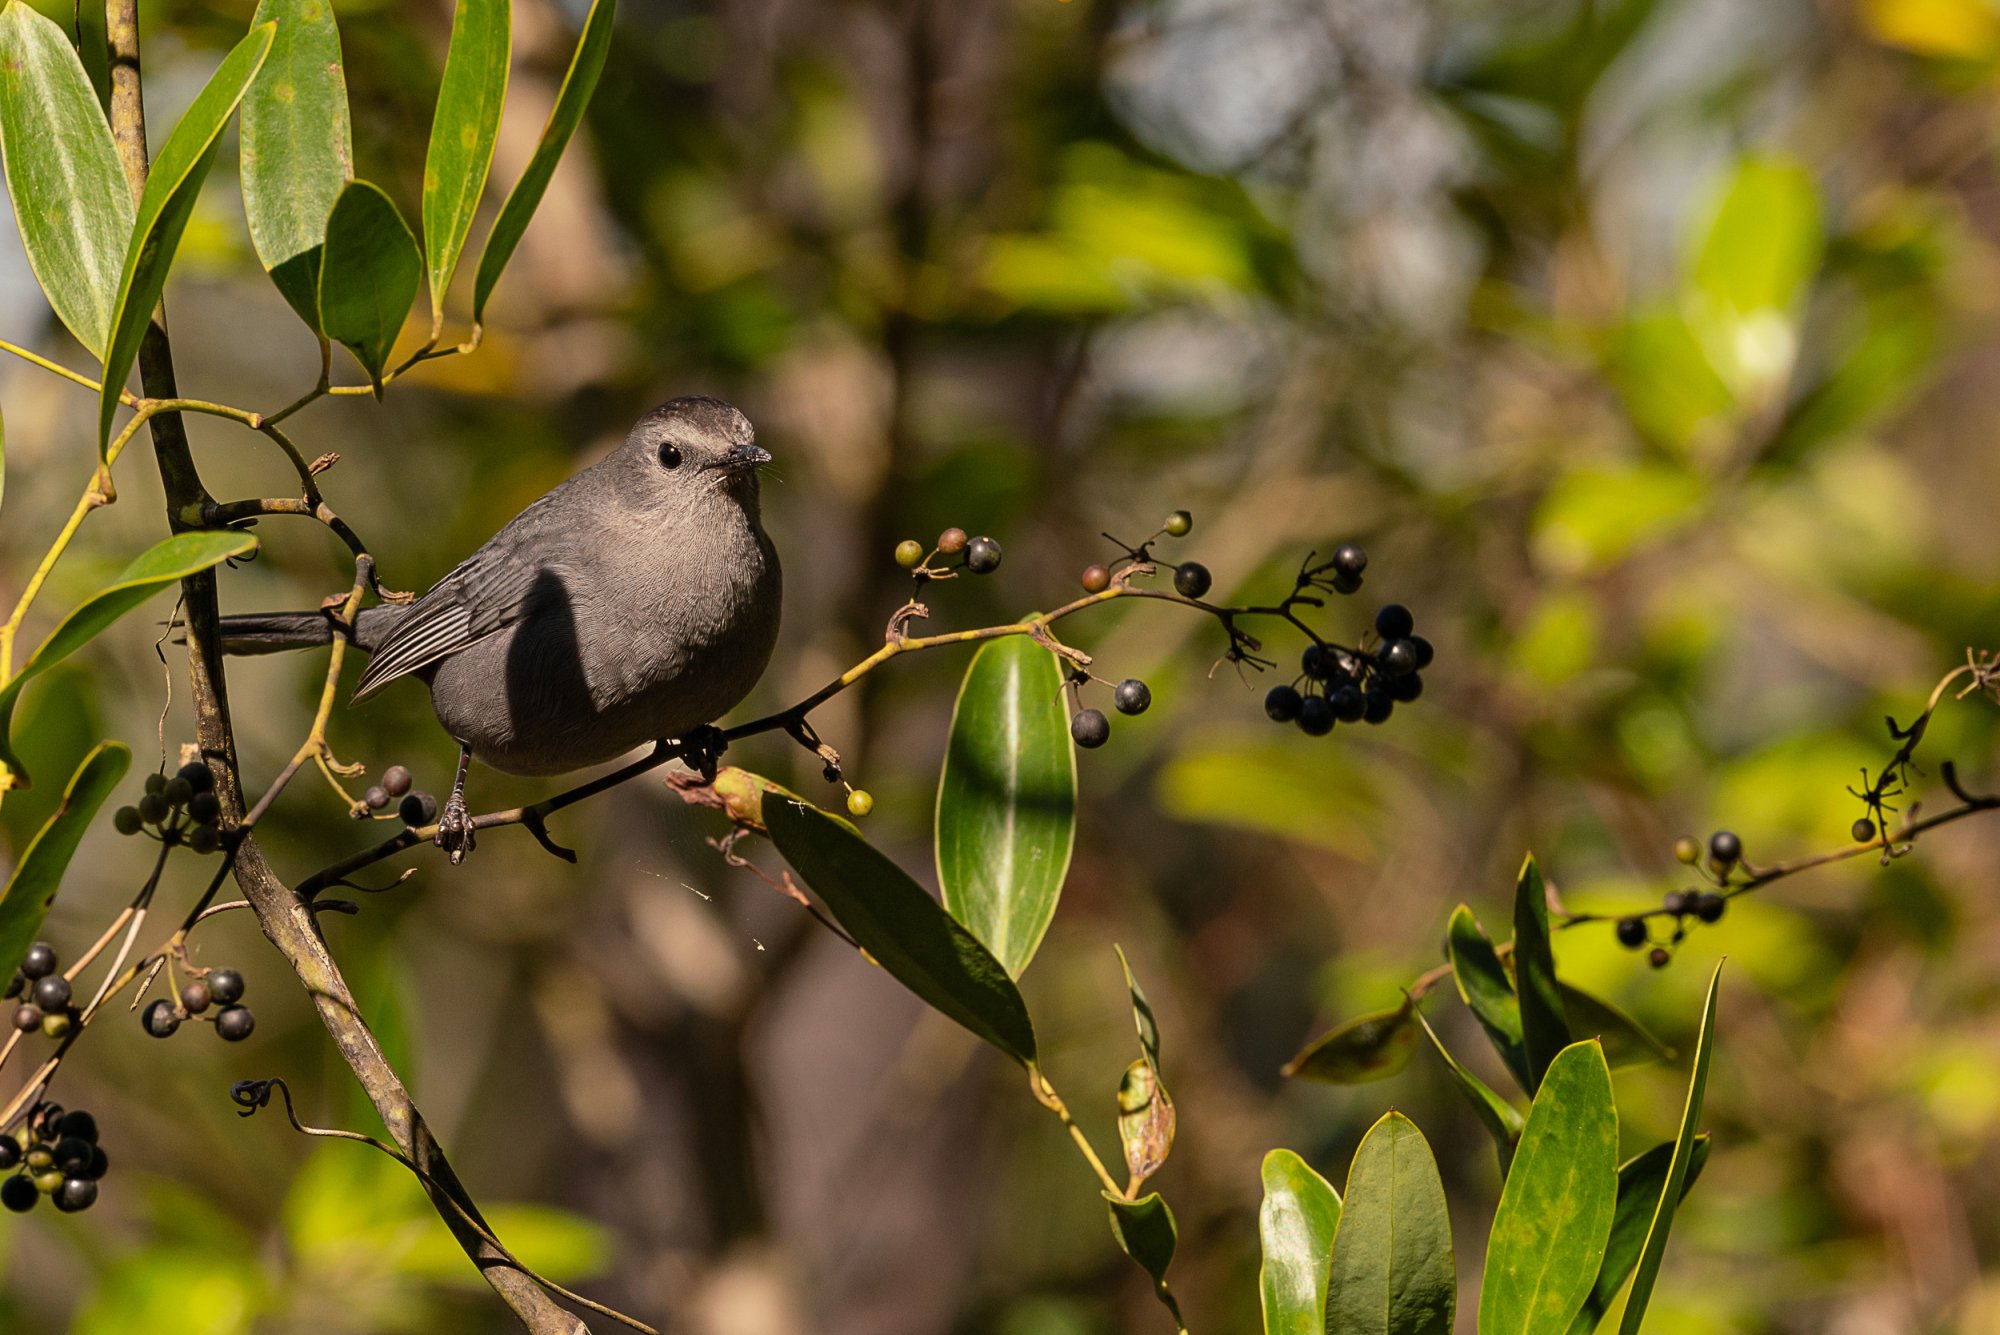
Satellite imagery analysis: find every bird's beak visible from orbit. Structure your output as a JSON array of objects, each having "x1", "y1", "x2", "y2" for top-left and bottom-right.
[{"x1": 708, "y1": 443, "x2": 772, "y2": 474}]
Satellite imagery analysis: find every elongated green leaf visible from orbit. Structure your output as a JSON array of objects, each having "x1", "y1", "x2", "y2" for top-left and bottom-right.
[
  {"x1": 1449, "y1": 903, "x2": 1531, "y2": 1092},
  {"x1": 319, "y1": 180, "x2": 421, "y2": 392},
  {"x1": 1480, "y1": 1041, "x2": 1620, "y2": 1335},
  {"x1": 423, "y1": 0, "x2": 510, "y2": 329},
  {"x1": 97, "y1": 22, "x2": 275, "y2": 458},
  {"x1": 936, "y1": 637, "x2": 1076, "y2": 976},
  {"x1": 1325, "y1": 1111, "x2": 1455, "y2": 1335},
  {"x1": 471, "y1": 0, "x2": 614, "y2": 326},
  {"x1": 0, "y1": 531, "x2": 257, "y2": 790},
  {"x1": 1105, "y1": 1191, "x2": 1188, "y2": 1329},
  {"x1": 1559, "y1": 982, "x2": 1673, "y2": 1069},
  {"x1": 0, "y1": 742, "x2": 129, "y2": 977},
  {"x1": 1616, "y1": 964, "x2": 1722, "y2": 1335},
  {"x1": 1259, "y1": 1148, "x2": 1341, "y2": 1335},
  {"x1": 1568, "y1": 1137, "x2": 1711, "y2": 1335},
  {"x1": 1115, "y1": 943, "x2": 1163, "y2": 1074},
  {"x1": 1283, "y1": 996, "x2": 1417, "y2": 1084},
  {"x1": 0, "y1": 3, "x2": 135, "y2": 356},
  {"x1": 766, "y1": 797, "x2": 1037, "y2": 1066},
  {"x1": 1415, "y1": 1009, "x2": 1524, "y2": 1177},
  {"x1": 1512, "y1": 855, "x2": 1570, "y2": 1094},
  {"x1": 242, "y1": 0, "x2": 353, "y2": 331}
]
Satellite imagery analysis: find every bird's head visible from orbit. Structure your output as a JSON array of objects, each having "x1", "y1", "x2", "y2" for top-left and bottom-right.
[{"x1": 623, "y1": 396, "x2": 771, "y2": 513}]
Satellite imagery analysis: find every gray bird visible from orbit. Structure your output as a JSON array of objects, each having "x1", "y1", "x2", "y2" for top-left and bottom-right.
[{"x1": 219, "y1": 396, "x2": 782, "y2": 861}]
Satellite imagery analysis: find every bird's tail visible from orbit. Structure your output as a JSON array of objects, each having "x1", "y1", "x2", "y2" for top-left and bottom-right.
[{"x1": 215, "y1": 606, "x2": 402, "y2": 656}]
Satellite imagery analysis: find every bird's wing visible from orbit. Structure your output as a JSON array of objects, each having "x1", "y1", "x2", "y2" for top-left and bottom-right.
[{"x1": 351, "y1": 499, "x2": 559, "y2": 703}]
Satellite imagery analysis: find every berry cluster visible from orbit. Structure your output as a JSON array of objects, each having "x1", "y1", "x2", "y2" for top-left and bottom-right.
[
  {"x1": 895, "y1": 527, "x2": 1003, "y2": 577},
  {"x1": 141, "y1": 966, "x2": 253, "y2": 1042},
  {"x1": 1263, "y1": 589, "x2": 1434, "y2": 738},
  {"x1": 6, "y1": 942, "x2": 79, "y2": 1039},
  {"x1": 0, "y1": 1103, "x2": 107, "y2": 1214},
  {"x1": 356, "y1": 763, "x2": 434, "y2": 823},
  {"x1": 112, "y1": 762, "x2": 225, "y2": 854},
  {"x1": 1615, "y1": 831, "x2": 1737, "y2": 967}
]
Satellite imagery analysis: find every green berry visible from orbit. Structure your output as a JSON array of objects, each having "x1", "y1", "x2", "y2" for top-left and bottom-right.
[
  {"x1": 31, "y1": 1169, "x2": 62, "y2": 1195},
  {"x1": 137, "y1": 794, "x2": 169, "y2": 825},
  {"x1": 846, "y1": 789, "x2": 874, "y2": 818},
  {"x1": 1852, "y1": 817, "x2": 1877, "y2": 843},
  {"x1": 39, "y1": 1012, "x2": 70, "y2": 1040},
  {"x1": 113, "y1": 806, "x2": 144, "y2": 836},
  {"x1": 143, "y1": 773, "x2": 166, "y2": 796},
  {"x1": 1164, "y1": 510, "x2": 1193, "y2": 537},
  {"x1": 187, "y1": 791, "x2": 221, "y2": 825},
  {"x1": 187, "y1": 825, "x2": 221, "y2": 855},
  {"x1": 162, "y1": 776, "x2": 193, "y2": 807},
  {"x1": 1673, "y1": 837, "x2": 1700, "y2": 865},
  {"x1": 894, "y1": 540, "x2": 924, "y2": 568}
]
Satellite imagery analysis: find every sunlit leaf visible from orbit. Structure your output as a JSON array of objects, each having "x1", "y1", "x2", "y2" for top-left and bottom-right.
[
  {"x1": 97, "y1": 21, "x2": 275, "y2": 458},
  {"x1": 1512, "y1": 854, "x2": 1570, "y2": 1095},
  {"x1": 1447, "y1": 903, "x2": 1530, "y2": 1092},
  {"x1": 1616, "y1": 963, "x2": 1723, "y2": 1335},
  {"x1": 241, "y1": 0, "x2": 353, "y2": 331},
  {"x1": 1114, "y1": 943, "x2": 1163, "y2": 1074},
  {"x1": 471, "y1": 0, "x2": 615, "y2": 327},
  {"x1": 1259, "y1": 1148, "x2": 1341, "y2": 1335},
  {"x1": 1559, "y1": 982, "x2": 1673, "y2": 1068},
  {"x1": 1415, "y1": 1009, "x2": 1524, "y2": 1177},
  {"x1": 0, "y1": 742, "x2": 128, "y2": 978},
  {"x1": 318, "y1": 180, "x2": 421, "y2": 393},
  {"x1": 1480, "y1": 1041, "x2": 1620, "y2": 1335},
  {"x1": 0, "y1": 531, "x2": 257, "y2": 790},
  {"x1": 1282, "y1": 996, "x2": 1418, "y2": 1085},
  {"x1": 936, "y1": 636, "x2": 1076, "y2": 977},
  {"x1": 423, "y1": 0, "x2": 510, "y2": 331},
  {"x1": 766, "y1": 797, "x2": 1037, "y2": 1066},
  {"x1": 0, "y1": 2, "x2": 135, "y2": 357},
  {"x1": 1568, "y1": 1137, "x2": 1711, "y2": 1334},
  {"x1": 1324, "y1": 1111, "x2": 1455, "y2": 1335}
]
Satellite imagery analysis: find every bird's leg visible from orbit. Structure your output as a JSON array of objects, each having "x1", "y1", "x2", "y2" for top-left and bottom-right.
[
  {"x1": 679, "y1": 725, "x2": 728, "y2": 780},
  {"x1": 435, "y1": 742, "x2": 477, "y2": 864}
]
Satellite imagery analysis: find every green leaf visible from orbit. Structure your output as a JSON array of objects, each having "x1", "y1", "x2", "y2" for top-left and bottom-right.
[
  {"x1": 0, "y1": 2, "x2": 135, "y2": 356},
  {"x1": 1414, "y1": 1009, "x2": 1524, "y2": 1178},
  {"x1": 0, "y1": 531, "x2": 257, "y2": 790},
  {"x1": 1559, "y1": 982, "x2": 1674, "y2": 1069},
  {"x1": 1114, "y1": 943, "x2": 1163, "y2": 1074},
  {"x1": 1281, "y1": 996, "x2": 1418, "y2": 1085},
  {"x1": 765, "y1": 796, "x2": 1037, "y2": 1067},
  {"x1": 1567, "y1": 1137, "x2": 1712, "y2": 1335},
  {"x1": 1116, "y1": 1057, "x2": 1176, "y2": 1190},
  {"x1": 241, "y1": 0, "x2": 353, "y2": 331},
  {"x1": 936, "y1": 637, "x2": 1076, "y2": 976},
  {"x1": 1324, "y1": 1111, "x2": 1455, "y2": 1335},
  {"x1": 471, "y1": 0, "x2": 614, "y2": 327},
  {"x1": 422, "y1": 0, "x2": 510, "y2": 331},
  {"x1": 318, "y1": 180, "x2": 421, "y2": 392},
  {"x1": 1616, "y1": 963, "x2": 1722, "y2": 1335},
  {"x1": 97, "y1": 21, "x2": 275, "y2": 459},
  {"x1": 1105, "y1": 1191, "x2": 1187, "y2": 1330},
  {"x1": 1448, "y1": 903, "x2": 1531, "y2": 1092},
  {"x1": 0, "y1": 742, "x2": 129, "y2": 977},
  {"x1": 1259, "y1": 1148, "x2": 1341, "y2": 1335},
  {"x1": 1480, "y1": 1041, "x2": 1621, "y2": 1335},
  {"x1": 1512, "y1": 854, "x2": 1570, "y2": 1095}
]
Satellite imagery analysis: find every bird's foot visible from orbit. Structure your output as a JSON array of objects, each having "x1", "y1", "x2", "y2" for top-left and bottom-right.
[
  {"x1": 435, "y1": 791, "x2": 476, "y2": 865},
  {"x1": 679, "y1": 725, "x2": 728, "y2": 780}
]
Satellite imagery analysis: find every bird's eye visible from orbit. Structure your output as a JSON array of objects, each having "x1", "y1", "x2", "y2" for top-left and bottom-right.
[{"x1": 658, "y1": 443, "x2": 682, "y2": 469}]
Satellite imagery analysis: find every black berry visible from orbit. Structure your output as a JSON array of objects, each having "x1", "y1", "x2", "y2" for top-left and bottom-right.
[
  {"x1": 399, "y1": 792, "x2": 438, "y2": 826},
  {"x1": 1648, "y1": 947, "x2": 1671, "y2": 969},
  {"x1": 141, "y1": 1000, "x2": 180, "y2": 1039},
  {"x1": 1852, "y1": 817, "x2": 1876, "y2": 843},
  {"x1": 1374, "y1": 604, "x2": 1414, "y2": 640},
  {"x1": 1663, "y1": 889, "x2": 1698, "y2": 916},
  {"x1": 162, "y1": 776, "x2": 193, "y2": 807},
  {"x1": 1388, "y1": 672, "x2": 1424, "y2": 703},
  {"x1": 964, "y1": 536, "x2": 1002, "y2": 574},
  {"x1": 1332, "y1": 571, "x2": 1362, "y2": 595},
  {"x1": 20, "y1": 943, "x2": 56, "y2": 981},
  {"x1": 142, "y1": 773, "x2": 166, "y2": 797},
  {"x1": 215, "y1": 1006, "x2": 256, "y2": 1042},
  {"x1": 1301, "y1": 644, "x2": 1331, "y2": 679},
  {"x1": 1330, "y1": 686, "x2": 1366, "y2": 723},
  {"x1": 80, "y1": 1146, "x2": 108, "y2": 1181},
  {"x1": 1615, "y1": 917, "x2": 1648, "y2": 948},
  {"x1": 1113, "y1": 679, "x2": 1151, "y2": 716},
  {"x1": 2, "y1": 973, "x2": 17, "y2": 1000},
  {"x1": 31, "y1": 975, "x2": 70, "y2": 1011},
  {"x1": 207, "y1": 969, "x2": 245, "y2": 1006},
  {"x1": 1, "y1": 1175, "x2": 36, "y2": 1213},
  {"x1": 11, "y1": 1005, "x2": 41, "y2": 1033},
  {"x1": 53, "y1": 1111, "x2": 96, "y2": 1144},
  {"x1": 1362, "y1": 689, "x2": 1394, "y2": 725},
  {"x1": 187, "y1": 825, "x2": 221, "y2": 855},
  {"x1": 187, "y1": 791, "x2": 220, "y2": 825},
  {"x1": 1408, "y1": 636, "x2": 1434, "y2": 669},
  {"x1": 1694, "y1": 893, "x2": 1726, "y2": 924},
  {"x1": 137, "y1": 794, "x2": 169, "y2": 825},
  {"x1": 0, "y1": 1140, "x2": 17, "y2": 1171},
  {"x1": 52, "y1": 1137, "x2": 91, "y2": 1175},
  {"x1": 53, "y1": 1177, "x2": 96, "y2": 1213},
  {"x1": 1265, "y1": 685, "x2": 1303, "y2": 722},
  {"x1": 1708, "y1": 830, "x2": 1741, "y2": 865},
  {"x1": 1296, "y1": 696, "x2": 1335, "y2": 736},
  {"x1": 180, "y1": 981, "x2": 211, "y2": 1015},
  {"x1": 363, "y1": 786, "x2": 390, "y2": 811},
  {"x1": 1331, "y1": 544, "x2": 1367, "y2": 579},
  {"x1": 381, "y1": 765, "x2": 413, "y2": 798},
  {"x1": 1071, "y1": 709, "x2": 1110, "y2": 749},
  {"x1": 177, "y1": 761, "x2": 213, "y2": 793},
  {"x1": 1172, "y1": 563, "x2": 1212, "y2": 599},
  {"x1": 1378, "y1": 639, "x2": 1418, "y2": 677}
]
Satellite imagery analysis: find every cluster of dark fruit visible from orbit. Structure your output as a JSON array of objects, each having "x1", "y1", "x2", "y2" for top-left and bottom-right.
[
  {"x1": 1614, "y1": 831, "x2": 1738, "y2": 967},
  {"x1": 1264, "y1": 583, "x2": 1434, "y2": 737},
  {"x1": 1066, "y1": 512, "x2": 1194, "y2": 750},
  {"x1": 352, "y1": 763, "x2": 438, "y2": 826},
  {"x1": 140, "y1": 967, "x2": 253, "y2": 1042},
  {"x1": 6, "y1": 941, "x2": 80, "y2": 1039},
  {"x1": 1069, "y1": 674, "x2": 1153, "y2": 750},
  {"x1": 895, "y1": 527, "x2": 1003, "y2": 576},
  {"x1": 0, "y1": 1103, "x2": 107, "y2": 1214},
  {"x1": 112, "y1": 762, "x2": 224, "y2": 854}
]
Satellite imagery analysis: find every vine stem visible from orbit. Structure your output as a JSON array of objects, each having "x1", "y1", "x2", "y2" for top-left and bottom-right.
[{"x1": 1029, "y1": 1066, "x2": 1127, "y2": 1199}]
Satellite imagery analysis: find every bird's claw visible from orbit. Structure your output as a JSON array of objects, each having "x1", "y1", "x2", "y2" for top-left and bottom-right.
[
  {"x1": 435, "y1": 792, "x2": 476, "y2": 864},
  {"x1": 680, "y1": 725, "x2": 727, "y2": 780}
]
